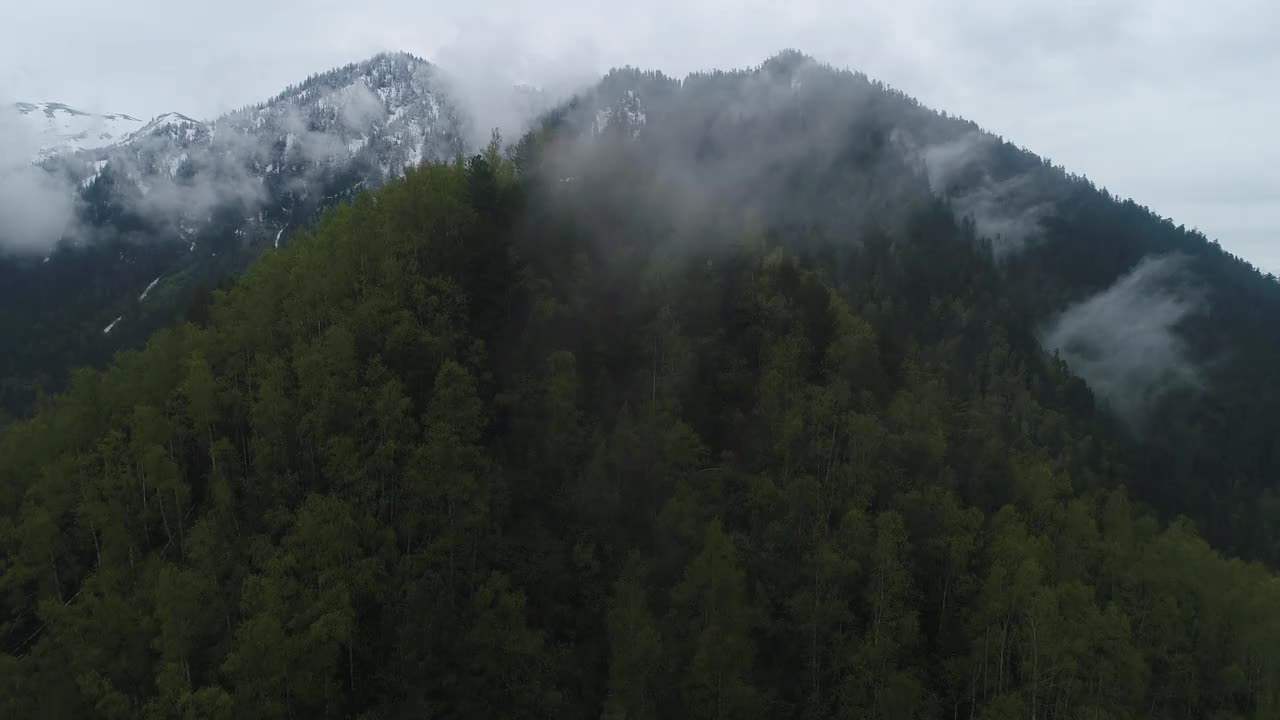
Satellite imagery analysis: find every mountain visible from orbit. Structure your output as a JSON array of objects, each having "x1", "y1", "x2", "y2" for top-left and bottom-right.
[
  {"x1": 59, "y1": 50, "x2": 472, "y2": 243},
  {"x1": 5, "y1": 101, "x2": 145, "y2": 161},
  {"x1": 6, "y1": 51, "x2": 1280, "y2": 719},
  {"x1": 65, "y1": 51, "x2": 473, "y2": 204},
  {"x1": 0, "y1": 52, "x2": 505, "y2": 416}
]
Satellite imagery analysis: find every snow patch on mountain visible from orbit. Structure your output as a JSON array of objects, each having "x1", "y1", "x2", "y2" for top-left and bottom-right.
[
  {"x1": 138, "y1": 276, "x2": 161, "y2": 302},
  {"x1": 589, "y1": 89, "x2": 647, "y2": 139},
  {"x1": 7, "y1": 102, "x2": 144, "y2": 161}
]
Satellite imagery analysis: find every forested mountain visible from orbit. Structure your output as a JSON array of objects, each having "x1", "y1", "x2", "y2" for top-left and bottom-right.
[
  {"x1": 0, "y1": 53, "x2": 525, "y2": 418},
  {"x1": 551, "y1": 54, "x2": 1280, "y2": 566},
  {"x1": 2, "y1": 52, "x2": 1280, "y2": 718}
]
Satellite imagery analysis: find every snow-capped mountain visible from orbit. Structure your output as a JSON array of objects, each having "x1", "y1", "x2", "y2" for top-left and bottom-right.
[
  {"x1": 62, "y1": 52, "x2": 471, "y2": 246},
  {"x1": 102, "y1": 50, "x2": 467, "y2": 177},
  {"x1": 6, "y1": 101, "x2": 144, "y2": 161}
]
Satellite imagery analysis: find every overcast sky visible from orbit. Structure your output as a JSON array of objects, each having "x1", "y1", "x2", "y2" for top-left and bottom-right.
[{"x1": 3, "y1": 1, "x2": 1277, "y2": 271}]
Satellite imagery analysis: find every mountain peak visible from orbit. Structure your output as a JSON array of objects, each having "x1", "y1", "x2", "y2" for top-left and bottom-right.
[{"x1": 148, "y1": 111, "x2": 201, "y2": 124}]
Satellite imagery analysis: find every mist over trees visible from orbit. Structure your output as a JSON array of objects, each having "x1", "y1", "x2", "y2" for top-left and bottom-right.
[{"x1": 3, "y1": 53, "x2": 1280, "y2": 718}]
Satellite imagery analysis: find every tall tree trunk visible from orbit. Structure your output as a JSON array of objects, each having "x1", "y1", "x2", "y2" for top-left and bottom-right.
[{"x1": 49, "y1": 551, "x2": 63, "y2": 603}]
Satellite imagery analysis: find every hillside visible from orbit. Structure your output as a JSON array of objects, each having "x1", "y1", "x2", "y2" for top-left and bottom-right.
[{"x1": 2, "y1": 54, "x2": 1280, "y2": 718}]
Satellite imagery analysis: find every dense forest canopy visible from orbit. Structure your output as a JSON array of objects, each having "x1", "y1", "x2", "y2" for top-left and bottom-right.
[{"x1": 2, "y1": 54, "x2": 1280, "y2": 718}]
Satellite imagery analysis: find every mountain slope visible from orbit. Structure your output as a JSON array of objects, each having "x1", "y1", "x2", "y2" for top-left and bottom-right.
[
  {"x1": 544, "y1": 54, "x2": 1280, "y2": 563},
  {"x1": 3, "y1": 73, "x2": 1280, "y2": 717}
]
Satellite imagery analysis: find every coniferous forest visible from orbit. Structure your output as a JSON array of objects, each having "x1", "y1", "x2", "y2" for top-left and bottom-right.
[{"x1": 4, "y1": 58, "x2": 1280, "y2": 719}]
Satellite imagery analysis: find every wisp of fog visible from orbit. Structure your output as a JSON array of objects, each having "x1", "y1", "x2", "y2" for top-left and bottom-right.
[{"x1": 1041, "y1": 254, "x2": 1202, "y2": 427}]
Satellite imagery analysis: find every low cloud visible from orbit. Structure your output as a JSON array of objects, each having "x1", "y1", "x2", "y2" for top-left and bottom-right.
[
  {"x1": 536, "y1": 54, "x2": 932, "y2": 248},
  {"x1": 1041, "y1": 254, "x2": 1203, "y2": 426},
  {"x1": 0, "y1": 100, "x2": 77, "y2": 254},
  {"x1": 0, "y1": 163, "x2": 76, "y2": 255},
  {"x1": 334, "y1": 81, "x2": 386, "y2": 130},
  {"x1": 429, "y1": 25, "x2": 599, "y2": 148},
  {"x1": 78, "y1": 114, "x2": 267, "y2": 234},
  {"x1": 918, "y1": 130, "x2": 1053, "y2": 255}
]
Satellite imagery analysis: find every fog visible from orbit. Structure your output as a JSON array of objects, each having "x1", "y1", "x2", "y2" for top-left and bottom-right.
[
  {"x1": 1041, "y1": 254, "x2": 1202, "y2": 427},
  {"x1": 532, "y1": 55, "x2": 939, "y2": 255},
  {"x1": 0, "y1": 99, "x2": 78, "y2": 253},
  {"x1": 917, "y1": 132, "x2": 1053, "y2": 255}
]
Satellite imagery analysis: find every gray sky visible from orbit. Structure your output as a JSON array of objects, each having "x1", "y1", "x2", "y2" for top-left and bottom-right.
[{"x1": 3, "y1": 1, "x2": 1277, "y2": 272}]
